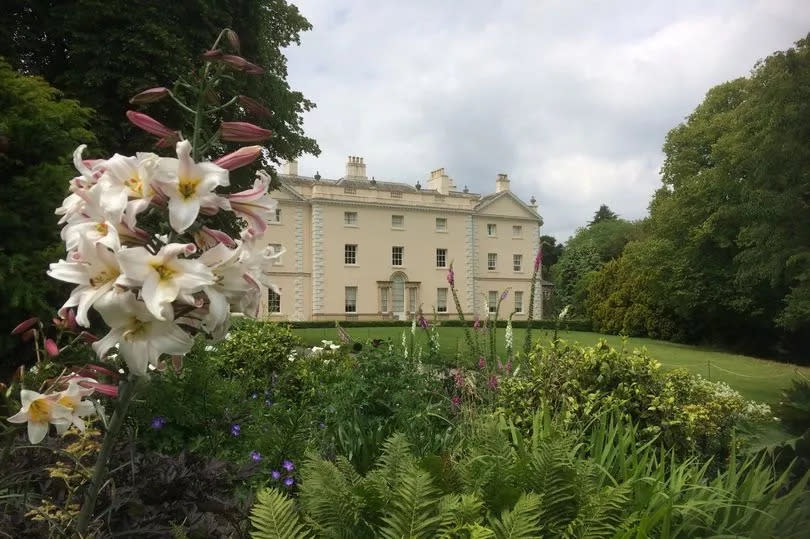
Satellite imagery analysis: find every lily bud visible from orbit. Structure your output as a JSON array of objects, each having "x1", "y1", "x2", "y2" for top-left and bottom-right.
[
  {"x1": 79, "y1": 331, "x2": 100, "y2": 343},
  {"x1": 66, "y1": 309, "x2": 78, "y2": 331},
  {"x1": 238, "y1": 96, "x2": 273, "y2": 118},
  {"x1": 200, "y1": 226, "x2": 237, "y2": 248},
  {"x1": 225, "y1": 29, "x2": 241, "y2": 52},
  {"x1": 126, "y1": 111, "x2": 176, "y2": 138},
  {"x1": 215, "y1": 145, "x2": 263, "y2": 171},
  {"x1": 215, "y1": 54, "x2": 265, "y2": 75},
  {"x1": 220, "y1": 122, "x2": 272, "y2": 142},
  {"x1": 78, "y1": 379, "x2": 119, "y2": 398},
  {"x1": 11, "y1": 316, "x2": 39, "y2": 335},
  {"x1": 202, "y1": 49, "x2": 223, "y2": 59},
  {"x1": 44, "y1": 338, "x2": 59, "y2": 357},
  {"x1": 130, "y1": 87, "x2": 170, "y2": 104}
]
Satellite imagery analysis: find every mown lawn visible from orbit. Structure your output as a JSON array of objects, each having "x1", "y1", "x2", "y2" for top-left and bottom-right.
[{"x1": 293, "y1": 326, "x2": 810, "y2": 404}]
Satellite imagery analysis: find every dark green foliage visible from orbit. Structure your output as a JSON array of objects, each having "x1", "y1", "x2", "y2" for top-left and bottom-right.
[
  {"x1": 284, "y1": 319, "x2": 592, "y2": 331},
  {"x1": 584, "y1": 35, "x2": 810, "y2": 359},
  {"x1": 778, "y1": 379, "x2": 810, "y2": 435},
  {"x1": 251, "y1": 488, "x2": 310, "y2": 539},
  {"x1": 213, "y1": 320, "x2": 303, "y2": 384},
  {"x1": 0, "y1": 0, "x2": 319, "y2": 167},
  {"x1": 0, "y1": 59, "x2": 96, "y2": 372},
  {"x1": 588, "y1": 204, "x2": 618, "y2": 225}
]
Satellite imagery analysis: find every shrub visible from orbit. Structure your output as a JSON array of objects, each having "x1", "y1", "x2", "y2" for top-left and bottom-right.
[
  {"x1": 496, "y1": 339, "x2": 772, "y2": 457},
  {"x1": 212, "y1": 320, "x2": 303, "y2": 384}
]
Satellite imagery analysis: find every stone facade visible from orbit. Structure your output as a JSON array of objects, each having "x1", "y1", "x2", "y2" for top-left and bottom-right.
[{"x1": 258, "y1": 157, "x2": 551, "y2": 321}]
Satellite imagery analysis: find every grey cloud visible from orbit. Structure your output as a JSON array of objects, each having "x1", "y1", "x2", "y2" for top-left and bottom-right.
[{"x1": 283, "y1": 0, "x2": 810, "y2": 241}]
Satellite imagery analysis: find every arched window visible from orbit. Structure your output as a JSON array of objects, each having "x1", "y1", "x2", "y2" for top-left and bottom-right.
[{"x1": 390, "y1": 271, "x2": 407, "y2": 315}]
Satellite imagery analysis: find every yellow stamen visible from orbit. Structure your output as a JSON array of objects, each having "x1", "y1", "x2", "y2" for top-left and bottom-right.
[
  {"x1": 28, "y1": 399, "x2": 51, "y2": 422},
  {"x1": 58, "y1": 395, "x2": 76, "y2": 411},
  {"x1": 96, "y1": 223, "x2": 108, "y2": 236},
  {"x1": 123, "y1": 317, "x2": 149, "y2": 342},
  {"x1": 90, "y1": 269, "x2": 119, "y2": 287},
  {"x1": 152, "y1": 264, "x2": 175, "y2": 281},
  {"x1": 126, "y1": 174, "x2": 143, "y2": 196},
  {"x1": 178, "y1": 177, "x2": 200, "y2": 200}
]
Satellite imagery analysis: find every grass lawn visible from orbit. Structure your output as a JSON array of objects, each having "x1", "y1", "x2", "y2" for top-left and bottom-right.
[{"x1": 293, "y1": 326, "x2": 810, "y2": 404}]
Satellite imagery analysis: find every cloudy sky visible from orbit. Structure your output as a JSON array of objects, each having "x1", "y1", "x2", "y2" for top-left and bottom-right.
[{"x1": 283, "y1": 0, "x2": 810, "y2": 241}]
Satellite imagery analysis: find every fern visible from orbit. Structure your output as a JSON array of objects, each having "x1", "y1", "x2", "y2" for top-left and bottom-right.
[
  {"x1": 379, "y1": 464, "x2": 443, "y2": 539},
  {"x1": 526, "y1": 438, "x2": 580, "y2": 533},
  {"x1": 488, "y1": 492, "x2": 543, "y2": 539},
  {"x1": 299, "y1": 457, "x2": 368, "y2": 536},
  {"x1": 250, "y1": 488, "x2": 310, "y2": 539}
]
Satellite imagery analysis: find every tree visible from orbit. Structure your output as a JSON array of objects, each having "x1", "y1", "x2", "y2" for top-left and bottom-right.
[
  {"x1": 0, "y1": 60, "x2": 96, "y2": 368},
  {"x1": 0, "y1": 0, "x2": 319, "y2": 172},
  {"x1": 589, "y1": 204, "x2": 618, "y2": 225},
  {"x1": 540, "y1": 235, "x2": 563, "y2": 274}
]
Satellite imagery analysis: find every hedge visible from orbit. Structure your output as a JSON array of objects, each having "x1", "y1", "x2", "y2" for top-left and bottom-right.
[{"x1": 256, "y1": 318, "x2": 593, "y2": 332}]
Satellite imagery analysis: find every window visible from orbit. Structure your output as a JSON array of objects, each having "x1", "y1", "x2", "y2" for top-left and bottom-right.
[
  {"x1": 392, "y1": 246, "x2": 404, "y2": 266},
  {"x1": 345, "y1": 287, "x2": 357, "y2": 312},
  {"x1": 269, "y1": 244, "x2": 282, "y2": 265},
  {"x1": 391, "y1": 215, "x2": 404, "y2": 228},
  {"x1": 275, "y1": 208, "x2": 282, "y2": 222},
  {"x1": 436, "y1": 248, "x2": 447, "y2": 268},
  {"x1": 435, "y1": 217, "x2": 447, "y2": 232},
  {"x1": 344, "y1": 211, "x2": 358, "y2": 225},
  {"x1": 487, "y1": 223, "x2": 497, "y2": 236},
  {"x1": 268, "y1": 289, "x2": 281, "y2": 313},
  {"x1": 408, "y1": 287, "x2": 417, "y2": 313},
  {"x1": 380, "y1": 287, "x2": 389, "y2": 313},
  {"x1": 488, "y1": 291, "x2": 498, "y2": 313},
  {"x1": 487, "y1": 252, "x2": 497, "y2": 271},
  {"x1": 513, "y1": 254, "x2": 522, "y2": 272},
  {"x1": 345, "y1": 244, "x2": 357, "y2": 265},
  {"x1": 514, "y1": 291, "x2": 523, "y2": 313},
  {"x1": 437, "y1": 288, "x2": 448, "y2": 313},
  {"x1": 512, "y1": 225, "x2": 522, "y2": 238},
  {"x1": 391, "y1": 191, "x2": 403, "y2": 199},
  {"x1": 344, "y1": 187, "x2": 356, "y2": 194}
]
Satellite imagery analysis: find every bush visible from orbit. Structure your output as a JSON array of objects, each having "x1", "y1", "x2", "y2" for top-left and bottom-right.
[
  {"x1": 212, "y1": 320, "x2": 302, "y2": 383},
  {"x1": 496, "y1": 339, "x2": 772, "y2": 457}
]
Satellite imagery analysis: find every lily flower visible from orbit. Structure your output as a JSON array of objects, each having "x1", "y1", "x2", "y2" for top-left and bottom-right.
[
  {"x1": 7, "y1": 390, "x2": 72, "y2": 444},
  {"x1": 53, "y1": 379, "x2": 97, "y2": 433},
  {"x1": 92, "y1": 290, "x2": 193, "y2": 376},
  {"x1": 155, "y1": 140, "x2": 230, "y2": 233},
  {"x1": 49, "y1": 235, "x2": 122, "y2": 327},
  {"x1": 116, "y1": 243, "x2": 215, "y2": 320},
  {"x1": 228, "y1": 171, "x2": 278, "y2": 235}
]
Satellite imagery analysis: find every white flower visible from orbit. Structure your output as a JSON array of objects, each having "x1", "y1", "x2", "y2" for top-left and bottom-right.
[
  {"x1": 7, "y1": 390, "x2": 72, "y2": 444},
  {"x1": 559, "y1": 305, "x2": 571, "y2": 320},
  {"x1": 155, "y1": 140, "x2": 230, "y2": 233},
  {"x1": 92, "y1": 290, "x2": 193, "y2": 376},
  {"x1": 53, "y1": 379, "x2": 97, "y2": 434},
  {"x1": 48, "y1": 235, "x2": 122, "y2": 327},
  {"x1": 227, "y1": 171, "x2": 278, "y2": 236},
  {"x1": 116, "y1": 243, "x2": 215, "y2": 320},
  {"x1": 311, "y1": 346, "x2": 324, "y2": 354}
]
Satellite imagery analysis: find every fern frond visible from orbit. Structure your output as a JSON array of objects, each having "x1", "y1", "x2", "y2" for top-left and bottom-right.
[
  {"x1": 375, "y1": 433, "x2": 415, "y2": 482},
  {"x1": 378, "y1": 464, "x2": 442, "y2": 539},
  {"x1": 250, "y1": 488, "x2": 310, "y2": 539},
  {"x1": 488, "y1": 492, "x2": 543, "y2": 539},
  {"x1": 299, "y1": 458, "x2": 366, "y2": 534},
  {"x1": 437, "y1": 493, "x2": 485, "y2": 537},
  {"x1": 567, "y1": 483, "x2": 631, "y2": 539},
  {"x1": 525, "y1": 438, "x2": 579, "y2": 533}
]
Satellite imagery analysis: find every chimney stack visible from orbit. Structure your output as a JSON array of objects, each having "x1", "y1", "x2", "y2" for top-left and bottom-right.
[
  {"x1": 496, "y1": 173, "x2": 510, "y2": 193},
  {"x1": 282, "y1": 160, "x2": 298, "y2": 176},
  {"x1": 345, "y1": 156, "x2": 367, "y2": 180},
  {"x1": 427, "y1": 167, "x2": 454, "y2": 195}
]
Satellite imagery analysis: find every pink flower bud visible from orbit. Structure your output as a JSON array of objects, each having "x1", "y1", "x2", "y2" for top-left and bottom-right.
[
  {"x1": 78, "y1": 379, "x2": 119, "y2": 398},
  {"x1": 77, "y1": 363, "x2": 118, "y2": 380},
  {"x1": 446, "y1": 266, "x2": 455, "y2": 287},
  {"x1": 11, "y1": 317, "x2": 39, "y2": 335},
  {"x1": 215, "y1": 54, "x2": 265, "y2": 75},
  {"x1": 126, "y1": 111, "x2": 176, "y2": 138},
  {"x1": 238, "y1": 96, "x2": 273, "y2": 118},
  {"x1": 220, "y1": 122, "x2": 272, "y2": 142},
  {"x1": 202, "y1": 49, "x2": 223, "y2": 59},
  {"x1": 79, "y1": 331, "x2": 100, "y2": 343},
  {"x1": 214, "y1": 145, "x2": 263, "y2": 171},
  {"x1": 129, "y1": 87, "x2": 170, "y2": 104},
  {"x1": 21, "y1": 329, "x2": 35, "y2": 342},
  {"x1": 534, "y1": 247, "x2": 543, "y2": 272},
  {"x1": 66, "y1": 309, "x2": 78, "y2": 331},
  {"x1": 200, "y1": 226, "x2": 237, "y2": 248},
  {"x1": 44, "y1": 338, "x2": 59, "y2": 357}
]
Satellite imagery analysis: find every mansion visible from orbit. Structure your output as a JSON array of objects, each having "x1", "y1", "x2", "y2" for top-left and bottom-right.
[{"x1": 259, "y1": 156, "x2": 551, "y2": 321}]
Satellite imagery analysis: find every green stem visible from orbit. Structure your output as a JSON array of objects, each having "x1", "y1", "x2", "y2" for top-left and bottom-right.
[
  {"x1": 523, "y1": 265, "x2": 540, "y2": 358},
  {"x1": 75, "y1": 376, "x2": 141, "y2": 537}
]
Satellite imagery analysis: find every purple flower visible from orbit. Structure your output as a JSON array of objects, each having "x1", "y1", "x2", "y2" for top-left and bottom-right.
[
  {"x1": 284, "y1": 477, "x2": 295, "y2": 487},
  {"x1": 250, "y1": 451, "x2": 262, "y2": 462},
  {"x1": 151, "y1": 416, "x2": 167, "y2": 430},
  {"x1": 500, "y1": 290, "x2": 509, "y2": 301},
  {"x1": 450, "y1": 394, "x2": 462, "y2": 412},
  {"x1": 453, "y1": 371, "x2": 465, "y2": 388},
  {"x1": 447, "y1": 266, "x2": 455, "y2": 287},
  {"x1": 282, "y1": 459, "x2": 295, "y2": 472},
  {"x1": 418, "y1": 315, "x2": 428, "y2": 329},
  {"x1": 488, "y1": 375, "x2": 499, "y2": 389},
  {"x1": 478, "y1": 357, "x2": 486, "y2": 370},
  {"x1": 231, "y1": 424, "x2": 241, "y2": 436},
  {"x1": 271, "y1": 470, "x2": 281, "y2": 481}
]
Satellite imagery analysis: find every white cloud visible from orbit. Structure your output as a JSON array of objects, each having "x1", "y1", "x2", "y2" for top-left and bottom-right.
[{"x1": 283, "y1": 0, "x2": 810, "y2": 240}]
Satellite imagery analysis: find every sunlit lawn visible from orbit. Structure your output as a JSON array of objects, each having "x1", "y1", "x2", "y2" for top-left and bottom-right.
[{"x1": 293, "y1": 326, "x2": 810, "y2": 404}]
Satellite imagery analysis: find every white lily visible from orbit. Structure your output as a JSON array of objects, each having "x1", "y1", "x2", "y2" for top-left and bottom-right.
[
  {"x1": 96, "y1": 152, "x2": 160, "y2": 227},
  {"x1": 156, "y1": 140, "x2": 230, "y2": 233},
  {"x1": 228, "y1": 171, "x2": 278, "y2": 236},
  {"x1": 116, "y1": 243, "x2": 215, "y2": 320},
  {"x1": 53, "y1": 379, "x2": 97, "y2": 434},
  {"x1": 48, "y1": 235, "x2": 122, "y2": 327},
  {"x1": 7, "y1": 390, "x2": 72, "y2": 444},
  {"x1": 93, "y1": 290, "x2": 193, "y2": 376},
  {"x1": 197, "y1": 242, "x2": 249, "y2": 335},
  {"x1": 60, "y1": 185, "x2": 122, "y2": 252}
]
